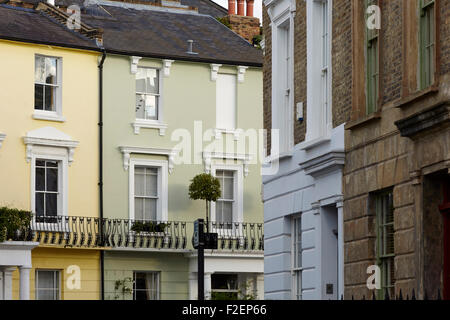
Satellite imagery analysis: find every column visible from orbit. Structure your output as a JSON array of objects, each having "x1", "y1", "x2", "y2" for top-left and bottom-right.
[
  {"x1": 336, "y1": 200, "x2": 344, "y2": 300},
  {"x1": 204, "y1": 272, "x2": 212, "y2": 300},
  {"x1": 256, "y1": 274, "x2": 264, "y2": 300},
  {"x1": 188, "y1": 272, "x2": 197, "y2": 300},
  {"x1": 19, "y1": 266, "x2": 32, "y2": 300},
  {"x1": 3, "y1": 267, "x2": 16, "y2": 300}
]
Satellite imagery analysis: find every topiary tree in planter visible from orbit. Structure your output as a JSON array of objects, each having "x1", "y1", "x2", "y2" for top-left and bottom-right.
[{"x1": 188, "y1": 173, "x2": 221, "y2": 230}]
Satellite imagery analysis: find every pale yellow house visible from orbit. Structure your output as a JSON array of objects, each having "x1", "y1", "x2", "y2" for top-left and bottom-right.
[{"x1": 0, "y1": 3, "x2": 102, "y2": 300}]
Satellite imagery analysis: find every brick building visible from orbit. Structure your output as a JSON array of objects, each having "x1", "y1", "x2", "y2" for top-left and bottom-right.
[
  {"x1": 344, "y1": 0, "x2": 450, "y2": 300},
  {"x1": 263, "y1": 0, "x2": 449, "y2": 300}
]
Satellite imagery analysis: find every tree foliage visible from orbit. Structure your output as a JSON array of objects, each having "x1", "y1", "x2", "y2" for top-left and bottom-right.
[{"x1": 188, "y1": 173, "x2": 221, "y2": 202}]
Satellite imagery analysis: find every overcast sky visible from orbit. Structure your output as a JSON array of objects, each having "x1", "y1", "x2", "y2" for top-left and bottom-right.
[{"x1": 212, "y1": 0, "x2": 263, "y2": 20}]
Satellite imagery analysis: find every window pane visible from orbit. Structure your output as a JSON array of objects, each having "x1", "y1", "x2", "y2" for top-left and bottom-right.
[
  {"x1": 135, "y1": 198, "x2": 144, "y2": 220},
  {"x1": 45, "y1": 57, "x2": 57, "y2": 85},
  {"x1": 36, "y1": 167, "x2": 45, "y2": 191},
  {"x1": 145, "y1": 69, "x2": 159, "y2": 94},
  {"x1": 222, "y1": 202, "x2": 233, "y2": 223},
  {"x1": 144, "y1": 95, "x2": 157, "y2": 119},
  {"x1": 135, "y1": 94, "x2": 146, "y2": 119},
  {"x1": 134, "y1": 272, "x2": 159, "y2": 300},
  {"x1": 144, "y1": 198, "x2": 157, "y2": 221},
  {"x1": 34, "y1": 84, "x2": 44, "y2": 110},
  {"x1": 223, "y1": 177, "x2": 234, "y2": 200},
  {"x1": 135, "y1": 171, "x2": 145, "y2": 197},
  {"x1": 36, "y1": 271, "x2": 58, "y2": 300},
  {"x1": 136, "y1": 68, "x2": 147, "y2": 92},
  {"x1": 35, "y1": 56, "x2": 45, "y2": 83},
  {"x1": 46, "y1": 168, "x2": 58, "y2": 192},
  {"x1": 44, "y1": 85, "x2": 56, "y2": 111},
  {"x1": 216, "y1": 201, "x2": 223, "y2": 222},
  {"x1": 145, "y1": 169, "x2": 158, "y2": 197},
  {"x1": 36, "y1": 193, "x2": 44, "y2": 216},
  {"x1": 45, "y1": 193, "x2": 57, "y2": 216}
]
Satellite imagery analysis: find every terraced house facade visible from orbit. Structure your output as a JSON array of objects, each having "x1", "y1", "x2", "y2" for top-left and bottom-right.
[{"x1": 0, "y1": 0, "x2": 264, "y2": 300}]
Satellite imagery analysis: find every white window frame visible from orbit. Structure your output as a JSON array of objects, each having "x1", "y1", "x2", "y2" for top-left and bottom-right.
[
  {"x1": 30, "y1": 147, "x2": 68, "y2": 219},
  {"x1": 132, "y1": 66, "x2": 167, "y2": 136},
  {"x1": 210, "y1": 164, "x2": 243, "y2": 225},
  {"x1": 305, "y1": 0, "x2": 332, "y2": 143},
  {"x1": 33, "y1": 54, "x2": 64, "y2": 122},
  {"x1": 129, "y1": 158, "x2": 168, "y2": 222},
  {"x1": 291, "y1": 213, "x2": 302, "y2": 300},
  {"x1": 271, "y1": 8, "x2": 295, "y2": 155},
  {"x1": 35, "y1": 269, "x2": 61, "y2": 300}
]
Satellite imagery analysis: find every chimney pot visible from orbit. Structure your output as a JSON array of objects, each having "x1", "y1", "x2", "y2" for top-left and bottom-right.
[
  {"x1": 237, "y1": 0, "x2": 244, "y2": 16},
  {"x1": 227, "y1": 0, "x2": 236, "y2": 15},
  {"x1": 246, "y1": 0, "x2": 254, "y2": 17}
]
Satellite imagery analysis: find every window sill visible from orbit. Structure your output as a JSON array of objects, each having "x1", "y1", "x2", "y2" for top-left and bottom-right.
[
  {"x1": 132, "y1": 119, "x2": 167, "y2": 136},
  {"x1": 33, "y1": 111, "x2": 66, "y2": 122},
  {"x1": 345, "y1": 112, "x2": 381, "y2": 130},
  {"x1": 300, "y1": 136, "x2": 331, "y2": 151},
  {"x1": 393, "y1": 85, "x2": 439, "y2": 109},
  {"x1": 214, "y1": 128, "x2": 240, "y2": 140}
]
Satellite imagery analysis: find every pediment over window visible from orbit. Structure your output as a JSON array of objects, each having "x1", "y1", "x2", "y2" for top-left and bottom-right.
[
  {"x1": 395, "y1": 101, "x2": 450, "y2": 138},
  {"x1": 23, "y1": 127, "x2": 79, "y2": 165}
]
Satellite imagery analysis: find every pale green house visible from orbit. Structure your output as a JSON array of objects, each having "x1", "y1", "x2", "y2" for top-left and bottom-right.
[{"x1": 75, "y1": 0, "x2": 264, "y2": 299}]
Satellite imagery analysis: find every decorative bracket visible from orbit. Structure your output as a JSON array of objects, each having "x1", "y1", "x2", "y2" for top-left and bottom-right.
[
  {"x1": 410, "y1": 170, "x2": 422, "y2": 185},
  {"x1": 162, "y1": 59, "x2": 174, "y2": 77},
  {"x1": 130, "y1": 56, "x2": 142, "y2": 74},
  {"x1": 237, "y1": 66, "x2": 248, "y2": 83},
  {"x1": 23, "y1": 137, "x2": 79, "y2": 166},
  {"x1": 210, "y1": 64, "x2": 222, "y2": 81},
  {"x1": 0, "y1": 133, "x2": 5, "y2": 149},
  {"x1": 119, "y1": 146, "x2": 178, "y2": 174}
]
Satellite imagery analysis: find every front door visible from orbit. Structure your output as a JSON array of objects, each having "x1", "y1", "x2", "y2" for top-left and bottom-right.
[{"x1": 439, "y1": 177, "x2": 450, "y2": 300}]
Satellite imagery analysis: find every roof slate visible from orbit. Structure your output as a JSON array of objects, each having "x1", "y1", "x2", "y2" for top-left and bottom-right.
[
  {"x1": 0, "y1": 1, "x2": 262, "y2": 66},
  {"x1": 0, "y1": 4, "x2": 100, "y2": 50}
]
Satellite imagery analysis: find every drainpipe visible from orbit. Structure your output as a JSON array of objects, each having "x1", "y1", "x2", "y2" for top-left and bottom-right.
[{"x1": 98, "y1": 48, "x2": 106, "y2": 301}]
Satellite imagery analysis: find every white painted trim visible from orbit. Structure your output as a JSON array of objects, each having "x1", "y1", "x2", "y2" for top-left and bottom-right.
[
  {"x1": 132, "y1": 119, "x2": 168, "y2": 136},
  {"x1": 30, "y1": 150, "x2": 69, "y2": 217},
  {"x1": 237, "y1": 66, "x2": 248, "y2": 83},
  {"x1": 214, "y1": 128, "x2": 241, "y2": 141},
  {"x1": 119, "y1": 146, "x2": 178, "y2": 173},
  {"x1": 134, "y1": 65, "x2": 165, "y2": 130},
  {"x1": 0, "y1": 133, "x2": 5, "y2": 149},
  {"x1": 130, "y1": 56, "x2": 142, "y2": 74},
  {"x1": 210, "y1": 64, "x2": 222, "y2": 81},
  {"x1": 210, "y1": 163, "x2": 244, "y2": 225},
  {"x1": 23, "y1": 127, "x2": 79, "y2": 165},
  {"x1": 305, "y1": 0, "x2": 333, "y2": 142},
  {"x1": 128, "y1": 158, "x2": 168, "y2": 222},
  {"x1": 32, "y1": 110, "x2": 66, "y2": 122},
  {"x1": 34, "y1": 55, "x2": 63, "y2": 120},
  {"x1": 162, "y1": 59, "x2": 174, "y2": 77},
  {"x1": 202, "y1": 152, "x2": 252, "y2": 177},
  {"x1": 270, "y1": 2, "x2": 295, "y2": 155}
]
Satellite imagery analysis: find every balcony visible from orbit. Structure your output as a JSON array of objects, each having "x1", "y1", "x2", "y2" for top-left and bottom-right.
[{"x1": 11, "y1": 215, "x2": 264, "y2": 252}]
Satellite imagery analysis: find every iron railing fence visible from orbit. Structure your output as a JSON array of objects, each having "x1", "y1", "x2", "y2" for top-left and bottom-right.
[{"x1": 6, "y1": 214, "x2": 264, "y2": 252}]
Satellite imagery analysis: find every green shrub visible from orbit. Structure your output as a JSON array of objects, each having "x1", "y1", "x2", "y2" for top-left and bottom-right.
[
  {"x1": 131, "y1": 221, "x2": 167, "y2": 233},
  {"x1": 0, "y1": 207, "x2": 32, "y2": 242}
]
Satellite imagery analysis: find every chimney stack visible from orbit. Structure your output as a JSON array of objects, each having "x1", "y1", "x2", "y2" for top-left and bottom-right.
[
  {"x1": 237, "y1": 0, "x2": 244, "y2": 16},
  {"x1": 227, "y1": 0, "x2": 236, "y2": 15},
  {"x1": 246, "y1": 0, "x2": 254, "y2": 17}
]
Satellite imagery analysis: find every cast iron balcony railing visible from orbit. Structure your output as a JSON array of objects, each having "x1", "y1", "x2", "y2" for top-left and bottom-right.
[{"x1": 9, "y1": 215, "x2": 264, "y2": 252}]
